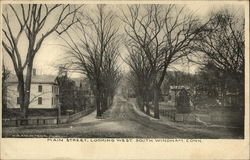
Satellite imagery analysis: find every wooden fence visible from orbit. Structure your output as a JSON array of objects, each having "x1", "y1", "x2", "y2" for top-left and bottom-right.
[
  {"x1": 160, "y1": 109, "x2": 176, "y2": 121},
  {"x1": 2, "y1": 106, "x2": 95, "y2": 127},
  {"x1": 159, "y1": 108, "x2": 243, "y2": 126}
]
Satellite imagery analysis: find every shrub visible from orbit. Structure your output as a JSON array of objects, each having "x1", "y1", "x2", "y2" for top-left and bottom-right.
[{"x1": 176, "y1": 88, "x2": 191, "y2": 113}]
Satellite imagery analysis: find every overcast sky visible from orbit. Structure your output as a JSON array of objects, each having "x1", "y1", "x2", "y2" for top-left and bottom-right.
[{"x1": 2, "y1": 3, "x2": 245, "y2": 78}]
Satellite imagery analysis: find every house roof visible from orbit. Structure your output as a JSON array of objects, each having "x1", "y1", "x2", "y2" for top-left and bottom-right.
[{"x1": 7, "y1": 74, "x2": 58, "y2": 84}]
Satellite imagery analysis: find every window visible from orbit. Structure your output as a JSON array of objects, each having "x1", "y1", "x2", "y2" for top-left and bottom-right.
[
  {"x1": 52, "y1": 86, "x2": 54, "y2": 93},
  {"x1": 52, "y1": 97, "x2": 54, "y2": 105},
  {"x1": 38, "y1": 97, "x2": 42, "y2": 105},
  {"x1": 54, "y1": 86, "x2": 57, "y2": 94},
  {"x1": 38, "y1": 85, "x2": 42, "y2": 92},
  {"x1": 17, "y1": 97, "x2": 20, "y2": 104}
]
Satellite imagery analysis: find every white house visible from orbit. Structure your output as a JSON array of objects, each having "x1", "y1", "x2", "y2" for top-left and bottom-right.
[{"x1": 7, "y1": 69, "x2": 59, "y2": 109}]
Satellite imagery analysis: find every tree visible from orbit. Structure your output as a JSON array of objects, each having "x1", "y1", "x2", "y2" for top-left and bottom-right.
[
  {"x1": 193, "y1": 8, "x2": 244, "y2": 108},
  {"x1": 194, "y1": 9, "x2": 244, "y2": 84},
  {"x1": 197, "y1": 62, "x2": 221, "y2": 96},
  {"x1": 122, "y1": 4, "x2": 203, "y2": 118},
  {"x1": 124, "y1": 44, "x2": 153, "y2": 114},
  {"x1": 2, "y1": 4, "x2": 82, "y2": 119},
  {"x1": 56, "y1": 74, "x2": 76, "y2": 115},
  {"x1": 60, "y1": 4, "x2": 121, "y2": 117},
  {"x1": 101, "y1": 38, "x2": 122, "y2": 111}
]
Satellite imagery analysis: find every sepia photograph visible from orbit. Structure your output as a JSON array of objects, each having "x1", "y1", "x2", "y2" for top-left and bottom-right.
[{"x1": 1, "y1": 1, "x2": 247, "y2": 141}]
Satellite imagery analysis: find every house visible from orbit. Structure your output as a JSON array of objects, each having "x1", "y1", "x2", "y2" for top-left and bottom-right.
[
  {"x1": 56, "y1": 67, "x2": 94, "y2": 114},
  {"x1": 72, "y1": 77, "x2": 95, "y2": 105},
  {"x1": 6, "y1": 69, "x2": 59, "y2": 109}
]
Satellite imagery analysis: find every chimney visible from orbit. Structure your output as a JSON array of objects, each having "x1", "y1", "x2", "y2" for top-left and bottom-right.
[{"x1": 33, "y1": 68, "x2": 36, "y2": 76}]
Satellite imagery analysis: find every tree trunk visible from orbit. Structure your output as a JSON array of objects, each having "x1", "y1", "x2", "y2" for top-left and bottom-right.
[
  {"x1": 145, "y1": 92, "x2": 150, "y2": 115},
  {"x1": 96, "y1": 93, "x2": 102, "y2": 117},
  {"x1": 91, "y1": 80, "x2": 101, "y2": 117},
  {"x1": 16, "y1": 72, "x2": 27, "y2": 125},
  {"x1": 145, "y1": 102, "x2": 150, "y2": 115},
  {"x1": 137, "y1": 95, "x2": 144, "y2": 112},
  {"x1": 107, "y1": 96, "x2": 111, "y2": 108},
  {"x1": 93, "y1": 81, "x2": 102, "y2": 117},
  {"x1": 17, "y1": 73, "x2": 25, "y2": 118},
  {"x1": 102, "y1": 94, "x2": 108, "y2": 112},
  {"x1": 23, "y1": 62, "x2": 33, "y2": 119},
  {"x1": 153, "y1": 86, "x2": 160, "y2": 119},
  {"x1": 111, "y1": 95, "x2": 114, "y2": 105},
  {"x1": 2, "y1": 84, "x2": 7, "y2": 113}
]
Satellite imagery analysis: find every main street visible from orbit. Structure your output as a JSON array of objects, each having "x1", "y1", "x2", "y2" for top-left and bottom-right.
[{"x1": 2, "y1": 97, "x2": 240, "y2": 138}]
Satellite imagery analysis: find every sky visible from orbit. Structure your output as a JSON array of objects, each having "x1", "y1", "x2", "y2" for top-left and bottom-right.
[{"x1": 2, "y1": 3, "x2": 245, "y2": 78}]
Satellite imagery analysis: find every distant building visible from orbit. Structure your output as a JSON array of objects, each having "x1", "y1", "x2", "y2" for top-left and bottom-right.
[
  {"x1": 73, "y1": 78, "x2": 95, "y2": 105},
  {"x1": 72, "y1": 78, "x2": 91, "y2": 95},
  {"x1": 168, "y1": 85, "x2": 190, "y2": 105},
  {"x1": 6, "y1": 69, "x2": 59, "y2": 109},
  {"x1": 56, "y1": 70, "x2": 95, "y2": 114},
  {"x1": 224, "y1": 90, "x2": 243, "y2": 107}
]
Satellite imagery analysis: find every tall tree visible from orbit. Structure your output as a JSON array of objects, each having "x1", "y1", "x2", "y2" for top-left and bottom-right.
[
  {"x1": 56, "y1": 73, "x2": 76, "y2": 114},
  {"x1": 194, "y1": 9, "x2": 244, "y2": 83},
  {"x1": 122, "y1": 4, "x2": 202, "y2": 118},
  {"x1": 61, "y1": 4, "x2": 121, "y2": 117},
  {"x1": 124, "y1": 43, "x2": 153, "y2": 114},
  {"x1": 2, "y1": 4, "x2": 82, "y2": 119},
  {"x1": 193, "y1": 9, "x2": 244, "y2": 108}
]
